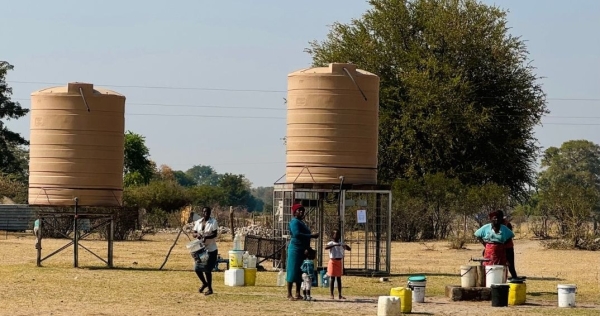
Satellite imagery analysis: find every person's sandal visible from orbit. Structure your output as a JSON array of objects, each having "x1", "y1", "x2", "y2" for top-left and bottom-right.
[
  {"x1": 198, "y1": 285, "x2": 207, "y2": 293},
  {"x1": 204, "y1": 289, "x2": 213, "y2": 296}
]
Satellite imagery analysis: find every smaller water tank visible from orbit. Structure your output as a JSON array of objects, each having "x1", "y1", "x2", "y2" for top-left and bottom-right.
[
  {"x1": 285, "y1": 63, "x2": 380, "y2": 184},
  {"x1": 28, "y1": 82, "x2": 126, "y2": 206}
]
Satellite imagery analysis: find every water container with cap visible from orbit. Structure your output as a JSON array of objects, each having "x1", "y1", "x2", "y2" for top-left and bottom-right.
[
  {"x1": 243, "y1": 251, "x2": 249, "y2": 268},
  {"x1": 233, "y1": 233, "x2": 243, "y2": 251}
]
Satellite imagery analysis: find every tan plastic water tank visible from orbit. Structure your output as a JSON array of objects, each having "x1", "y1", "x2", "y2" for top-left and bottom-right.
[
  {"x1": 28, "y1": 82, "x2": 126, "y2": 206},
  {"x1": 285, "y1": 63, "x2": 380, "y2": 184}
]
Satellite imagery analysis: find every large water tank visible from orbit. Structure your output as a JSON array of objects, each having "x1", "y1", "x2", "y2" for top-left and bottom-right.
[
  {"x1": 28, "y1": 82, "x2": 126, "y2": 206},
  {"x1": 285, "y1": 63, "x2": 380, "y2": 184}
]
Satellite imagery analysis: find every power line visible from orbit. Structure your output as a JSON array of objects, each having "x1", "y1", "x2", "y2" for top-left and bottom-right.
[
  {"x1": 12, "y1": 97, "x2": 285, "y2": 111},
  {"x1": 8, "y1": 80, "x2": 285, "y2": 93},
  {"x1": 8, "y1": 80, "x2": 600, "y2": 101},
  {"x1": 164, "y1": 161, "x2": 286, "y2": 167},
  {"x1": 127, "y1": 113, "x2": 285, "y2": 119},
  {"x1": 11, "y1": 97, "x2": 600, "y2": 119}
]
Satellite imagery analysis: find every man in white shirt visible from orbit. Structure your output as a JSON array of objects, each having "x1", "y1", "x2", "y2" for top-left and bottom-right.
[{"x1": 192, "y1": 207, "x2": 219, "y2": 295}]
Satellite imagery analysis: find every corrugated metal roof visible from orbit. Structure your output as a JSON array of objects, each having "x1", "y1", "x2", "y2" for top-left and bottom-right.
[{"x1": 0, "y1": 205, "x2": 36, "y2": 231}]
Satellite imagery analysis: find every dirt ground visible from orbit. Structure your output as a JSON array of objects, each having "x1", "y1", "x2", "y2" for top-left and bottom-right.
[{"x1": 1, "y1": 231, "x2": 599, "y2": 316}]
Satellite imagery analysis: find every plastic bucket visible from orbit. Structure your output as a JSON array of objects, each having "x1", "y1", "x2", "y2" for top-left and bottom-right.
[
  {"x1": 485, "y1": 265, "x2": 505, "y2": 288},
  {"x1": 557, "y1": 284, "x2": 577, "y2": 307},
  {"x1": 508, "y1": 281, "x2": 526, "y2": 305},
  {"x1": 244, "y1": 268, "x2": 257, "y2": 286},
  {"x1": 390, "y1": 287, "x2": 412, "y2": 313},
  {"x1": 407, "y1": 275, "x2": 427, "y2": 303},
  {"x1": 186, "y1": 239, "x2": 202, "y2": 253},
  {"x1": 491, "y1": 284, "x2": 510, "y2": 307},
  {"x1": 229, "y1": 250, "x2": 244, "y2": 269},
  {"x1": 460, "y1": 265, "x2": 476, "y2": 288}
]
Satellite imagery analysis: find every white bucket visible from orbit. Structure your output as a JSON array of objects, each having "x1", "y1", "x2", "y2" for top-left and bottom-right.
[
  {"x1": 557, "y1": 284, "x2": 577, "y2": 307},
  {"x1": 186, "y1": 240, "x2": 202, "y2": 253},
  {"x1": 460, "y1": 265, "x2": 476, "y2": 288},
  {"x1": 485, "y1": 265, "x2": 505, "y2": 288},
  {"x1": 408, "y1": 281, "x2": 426, "y2": 303},
  {"x1": 377, "y1": 296, "x2": 401, "y2": 316}
]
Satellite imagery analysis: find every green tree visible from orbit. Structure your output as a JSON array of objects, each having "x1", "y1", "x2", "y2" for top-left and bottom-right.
[
  {"x1": 537, "y1": 140, "x2": 600, "y2": 237},
  {"x1": 0, "y1": 173, "x2": 28, "y2": 203},
  {"x1": 124, "y1": 131, "x2": 154, "y2": 186},
  {"x1": 218, "y1": 173, "x2": 254, "y2": 209},
  {"x1": 172, "y1": 170, "x2": 197, "y2": 187},
  {"x1": 306, "y1": 0, "x2": 547, "y2": 198},
  {"x1": 186, "y1": 165, "x2": 222, "y2": 186},
  {"x1": 251, "y1": 186, "x2": 274, "y2": 212},
  {"x1": 0, "y1": 61, "x2": 29, "y2": 177},
  {"x1": 188, "y1": 185, "x2": 225, "y2": 206},
  {"x1": 123, "y1": 180, "x2": 190, "y2": 212}
]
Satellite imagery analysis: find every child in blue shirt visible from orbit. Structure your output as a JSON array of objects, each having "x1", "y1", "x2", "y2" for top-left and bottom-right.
[{"x1": 301, "y1": 247, "x2": 316, "y2": 301}]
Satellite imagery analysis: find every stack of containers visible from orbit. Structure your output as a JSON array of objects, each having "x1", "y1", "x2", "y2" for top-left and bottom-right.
[
  {"x1": 224, "y1": 234, "x2": 245, "y2": 286},
  {"x1": 242, "y1": 251, "x2": 258, "y2": 286}
]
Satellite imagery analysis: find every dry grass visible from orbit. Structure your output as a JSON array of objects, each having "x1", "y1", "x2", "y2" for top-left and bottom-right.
[{"x1": 0, "y1": 230, "x2": 599, "y2": 316}]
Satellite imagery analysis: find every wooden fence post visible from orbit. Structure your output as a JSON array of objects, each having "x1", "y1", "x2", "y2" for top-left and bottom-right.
[{"x1": 229, "y1": 206, "x2": 235, "y2": 240}]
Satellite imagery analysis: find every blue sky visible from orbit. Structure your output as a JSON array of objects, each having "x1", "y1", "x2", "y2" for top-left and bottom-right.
[{"x1": 2, "y1": 0, "x2": 599, "y2": 187}]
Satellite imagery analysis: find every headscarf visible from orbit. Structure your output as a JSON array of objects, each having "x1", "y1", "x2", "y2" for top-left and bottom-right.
[
  {"x1": 489, "y1": 210, "x2": 504, "y2": 220},
  {"x1": 291, "y1": 203, "x2": 304, "y2": 215}
]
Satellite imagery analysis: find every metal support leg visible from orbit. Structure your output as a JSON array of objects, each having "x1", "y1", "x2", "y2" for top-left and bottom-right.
[
  {"x1": 108, "y1": 216, "x2": 114, "y2": 268},
  {"x1": 73, "y1": 197, "x2": 79, "y2": 268}
]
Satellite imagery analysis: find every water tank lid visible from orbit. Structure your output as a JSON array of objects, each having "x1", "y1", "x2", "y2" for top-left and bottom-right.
[
  {"x1": 288, "y1": 63, "x2": 377, "y2": 77},
  {"x1": 31, "y1": 82, "x2": 125, "y2": 97}
]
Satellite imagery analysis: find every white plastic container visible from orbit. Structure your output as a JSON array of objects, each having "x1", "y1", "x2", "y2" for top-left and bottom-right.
[
  {"x1": 485, "y1": 265, "x2": 505, "y2": 288},
  {"x1": 242, "y1": 251, "x2": 249, "y2": 268},
  {"x1": 377, "y1": 296, "x2": 400, "y2": 316},
  {"x1": 247, "y1": 255, "x2": 257, "y2": 269},
  {"x1": 233, "y1": 233, "x2": 243, "y2": 250},
  {"x1": 557, "y1": 284, "x2": 577, "y2": 307},
  {"x1": 277, "y1": 270, "x2": 286, "y2": 286},
  {"x1": 224, "y1": 268, "x2": 244, "y2": 286},
  {"x1": 460, "y1": 265, "x2": 476, "y2": 288}
]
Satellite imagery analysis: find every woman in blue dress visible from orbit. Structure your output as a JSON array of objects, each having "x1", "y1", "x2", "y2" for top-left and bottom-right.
[{"x1": 286, "y1": 204, "x2": 319, "y2": 300}]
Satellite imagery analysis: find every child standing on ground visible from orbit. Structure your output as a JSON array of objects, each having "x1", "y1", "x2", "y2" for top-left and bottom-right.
[
  {"x1": 301, "y1": 248, "x2": 316, "y2": 301},
  {"x1": 325, "y1": 229, "x2": 351, "y2": 300}
]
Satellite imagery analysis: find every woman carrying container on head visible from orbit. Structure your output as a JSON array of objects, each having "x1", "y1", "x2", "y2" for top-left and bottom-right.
[{"x1": 474, "y1": 210, "x2": 514, "y2": 266}]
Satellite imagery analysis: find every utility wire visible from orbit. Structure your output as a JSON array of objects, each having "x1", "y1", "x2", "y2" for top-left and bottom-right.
[
  {"x1": 10, "y1": 97, "x2": 600, "y2": 120},
  {"x1": 8, "y1": 81, "x2": 285, "y2": 93},
  {"x1": 8, "y1": 80, "x2": 600, "y2": 101},
  {"x1": 12, "y1": 97, "x2": 284, "y2": 111},
  {"x1": 126, "y1": 113, "x2": 285, "y2": 119}
]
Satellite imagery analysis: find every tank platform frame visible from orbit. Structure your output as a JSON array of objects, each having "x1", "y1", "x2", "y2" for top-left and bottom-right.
[
  {"x1": 31, "y1": 197, "x2": 121, "y2": 268},
  {"x1": 272, "y1": 182, "x2": 392, "y2": 276}
]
